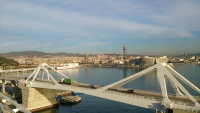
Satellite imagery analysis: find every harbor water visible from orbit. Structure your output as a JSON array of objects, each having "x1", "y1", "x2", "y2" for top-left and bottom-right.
[{"x1": 31, "y1": 63, "x2": 200, "y2": 113}]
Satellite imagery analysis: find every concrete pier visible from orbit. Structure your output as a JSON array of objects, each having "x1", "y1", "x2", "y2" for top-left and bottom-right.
[
  {"x1": 1, "y1": 80, "x2": 5, "y2": 94},
  {"x1": 18, "y1": 83, "x2": 57, "y2": 112},
  {"x1": 11, "y1": 81, "x2": 21, "y2": 98}
]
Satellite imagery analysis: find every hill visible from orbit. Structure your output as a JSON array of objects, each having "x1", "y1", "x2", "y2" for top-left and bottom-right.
[
  {"x1": 0, "y1": 51, "x2": 84, "y2": 57},
  {"x1": 1, "y1": 51, "x2": 199, "y2": 58},
  {"x1": 0, "y1": 56, "x2": 19, "y2": 66},
  {"x1": 176, "y1": 53, "x2": 200, "y2": 57}
]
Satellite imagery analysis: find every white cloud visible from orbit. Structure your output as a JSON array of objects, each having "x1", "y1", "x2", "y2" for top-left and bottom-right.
[
  {"x1": 0, "y1": 41, "x2": 21, "y2": 47},
  {"x1": 0, "y1": 0, "x2": 199, "y2": 54},
  {"x1": 149, "y1": 1, "x2": 200, "y2": 31},
  {"x1": 0, "y1": 0, "x2": 196, "y2": 39},
  {"x1": 69, "y1": 46, "x2": 76, "y2": 49},
  {"x1": 83, "y1": 42, "x2": 107, "y2": 47},
  {"x1": 0, "y1": 36, "x2": 24, "y2": 41}
]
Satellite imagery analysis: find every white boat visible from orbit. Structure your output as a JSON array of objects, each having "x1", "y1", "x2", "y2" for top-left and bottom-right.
[
  {"x1": 56, "y1": 63, "x2": 79, "y2": 70},
  {"x1": 198, "y1": 61, "x2": 200, "y2": 66},
  {"x1": 60, "y1": 95, "x2": 81, "y2": 104}
]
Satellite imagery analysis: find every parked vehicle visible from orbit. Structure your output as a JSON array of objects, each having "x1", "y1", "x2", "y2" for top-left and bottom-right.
[
  {"x1": 60, "y1": 78, "x2": 74, "y2": 84},
  {"x1": 127, "y1": 89, "x2": 135, "y2": 93},
  {"x1": 65, "y1": 78, "x2": 74, "y2": 84}
]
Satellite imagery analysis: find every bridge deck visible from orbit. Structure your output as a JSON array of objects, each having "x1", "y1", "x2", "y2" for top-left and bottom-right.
[
  {"x1": 1, "y1": 74, "x2": 199, "y2": 106},
  {"x1": 26, "y1": 79, "x2": 200, "y2": 107},
  {"x1": 1, "y1": 62, "x2": 200, "y2": 112}
]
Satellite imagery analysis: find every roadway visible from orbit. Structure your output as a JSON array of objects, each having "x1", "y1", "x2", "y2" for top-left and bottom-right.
[
  {"x1": 1, "y1": 73, "x2": 200, "y2": 107},
  {"x1": 1, "y1": 63, "x2": 200, "y2": 112},
  {"x1": 28, "y1": 78, "x2": 200, "y2": 107}
]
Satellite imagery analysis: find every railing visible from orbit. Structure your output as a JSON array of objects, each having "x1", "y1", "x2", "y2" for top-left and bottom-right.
[
  {"x1": 102, "y1": 90, "x2": 199, "y2": 110},
  {"x1": 4, "y1": 74, "x2": 199, "y2": 112},
  {"x1": 102, "y1": 90, "x2": 162, "y2": 101},
  {"x1": 0, "y1": 93, "x2": 31, "y2": 113},
  {"x1": 0, "y1": 68, "x2": 35, "y2": 73},
  {"x1": 170, "y1": 102, "x2": 199, "y2": 112},
  {"x1": 21, "y1": 80, "x2": 200, "y2": 109},
  {"x1": 3, "y1": 74, "x2": 27, "y2": 79},
  {"x1": 60, "y1": 84, "x2": 93, "y2": 90}
]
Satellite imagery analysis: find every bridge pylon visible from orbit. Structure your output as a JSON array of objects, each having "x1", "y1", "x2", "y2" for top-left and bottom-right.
[
  {"x1": 100, "y1": 63, "x2": 200, "y2": 111},
  {"x1": 25, "y1": 63, "x2": 71, "y2": 85}
]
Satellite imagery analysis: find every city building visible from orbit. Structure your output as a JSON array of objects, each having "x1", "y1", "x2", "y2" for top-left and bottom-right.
[
  {"x1": 131, "y1": 56, "x2": 155, "y2": 67},
  {"x1": 85, "y1": 53, "x2": 89, "y2": 63},
  {"x1": 155, "y1": 56, "x2": 168, "y2": 64},
  {"x1": 123, "y1": 45, "x2": 127, "y2": 59}
]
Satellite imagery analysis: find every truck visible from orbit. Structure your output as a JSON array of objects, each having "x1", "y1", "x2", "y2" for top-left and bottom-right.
[{"x1": 64, "y1": 78, "x2": 74, "y2": 84}]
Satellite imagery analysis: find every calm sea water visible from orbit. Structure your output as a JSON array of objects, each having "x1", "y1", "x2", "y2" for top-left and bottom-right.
[{"x1": 33, "y1": 63, "x2": 200, "y2": 113}]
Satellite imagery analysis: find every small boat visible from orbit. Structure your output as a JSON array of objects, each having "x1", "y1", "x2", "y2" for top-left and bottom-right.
[
  {"x1": 197, "y1": 61, "x2": 200, "y2": 66},
  {"x1": 60, "y1": 96, "x2": 81, "y2": 104},
  {"x1": 56, "y1": 63, "x2": 79, "y2": 70}
]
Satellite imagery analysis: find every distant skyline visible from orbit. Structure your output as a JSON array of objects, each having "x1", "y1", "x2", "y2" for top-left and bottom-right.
[{"x1": 0, "y1": 0, "x2": 200, "y2": 56}]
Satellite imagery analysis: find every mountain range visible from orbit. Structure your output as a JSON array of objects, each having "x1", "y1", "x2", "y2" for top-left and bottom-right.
[
  {"x1": 0, "y1": 51, "x2": 84, "y2": 57},
  {"x1": 0, "y1": 51, "x2": 199, "y2": 57}
]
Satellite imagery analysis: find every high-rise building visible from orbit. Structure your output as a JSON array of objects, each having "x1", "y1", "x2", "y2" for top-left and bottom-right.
[
  {"x1": 184, "y1": 53, "x2": 187, "y2": 58},
  {"x1": 123, "y1": 45, "x2": 127, "y2": 59},
  {"x1": 85, "y1": 53, "x2": 89, "y2": 63}
]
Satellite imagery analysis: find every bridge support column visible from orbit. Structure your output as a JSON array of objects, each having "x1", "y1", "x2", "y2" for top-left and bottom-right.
[
  {"x1": 1, "y1": 80, "x2": 5, "y2": 94},
  {"x1": 11, "y1": 81, "x2": 21, "y2": 98},
  {"x1": 18, "y1": 82, "x2": 57, "y2": 112}
]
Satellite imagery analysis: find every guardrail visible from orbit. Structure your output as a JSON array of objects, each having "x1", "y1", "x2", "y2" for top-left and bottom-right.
[
  {"x1": 22, "y1": 80, "x2": 199, "y2": 109},
  {"x1": 0, "y1": 93, "x2": 31, "y2": 113},
  {"x1": 102, "y1": 90, "x2": 199, "y2": 112},
  {"x1": 0, "y1": 68, "x2": 35, "y2": 73}
]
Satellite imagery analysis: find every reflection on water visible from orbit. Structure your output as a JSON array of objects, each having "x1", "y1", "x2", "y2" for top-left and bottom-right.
[
  {"x1": 122, "y1": 69, "x2": 129, "y2": 88},
  {"x1": 173, "y1": 64, "x2": 200, "y2": 96},
  {"x1": 123, "y1": 68, "x2": 128, "y2": 78},
  {"x1": 52, "y1": 68, "x2": 79, "y2": 80},
  {"x1": 84, "y1": 67, "x2": 89, "y2": 82}
]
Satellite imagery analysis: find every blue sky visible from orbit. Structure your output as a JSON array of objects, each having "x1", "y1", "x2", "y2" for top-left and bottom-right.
[{"x1": 0, "y1": 0, "x2": 200, "y2": 56}]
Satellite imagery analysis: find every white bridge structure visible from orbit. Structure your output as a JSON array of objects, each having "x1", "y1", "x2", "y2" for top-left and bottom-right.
[
  {"x1": 0, "y1": 63, "x2": 200, "y2": 113},
  {"x1": 0, "y1": 68, "x2": 35, "y2": 73}
]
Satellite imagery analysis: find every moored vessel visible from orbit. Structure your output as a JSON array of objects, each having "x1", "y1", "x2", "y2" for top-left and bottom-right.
[
  {"x1": 56, "y1": 63, "x2": 79, "y2": 69},
  {"x1": 198, "y1": 61, "x2": 200, "y2": 66},
  {"x1": 60, "y1": 96, "x2": 81, "y2": 104},
  {"x1": 55, "y1": 92, "x2": 82, "y2": 104}
]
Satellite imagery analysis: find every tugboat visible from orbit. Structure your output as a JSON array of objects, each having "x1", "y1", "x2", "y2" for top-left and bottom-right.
[
  {"x1": 55, "y1": 92, "x2": 83, "y2": 104},
  {"x1": 60, "y1": 95, "x2": 81, "y2": 104},
  {"x1": 197, "y1": 61, "x2": 200, "y2": 66}
]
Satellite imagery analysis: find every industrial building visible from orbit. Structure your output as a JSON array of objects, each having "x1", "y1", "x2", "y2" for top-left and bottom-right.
[{"x1": 131, "y1": 56, "x2": 168, "y2": 67}]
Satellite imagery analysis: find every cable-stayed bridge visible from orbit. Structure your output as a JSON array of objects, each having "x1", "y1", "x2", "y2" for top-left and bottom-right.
[{"x1": 0, "y1": 63, "x2": 200, "y2": 113}]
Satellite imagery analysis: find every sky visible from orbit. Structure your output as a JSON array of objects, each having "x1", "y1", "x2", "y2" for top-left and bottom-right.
[{"x1": 0, "y1": 0, "x2": 200, "y2": 56}]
